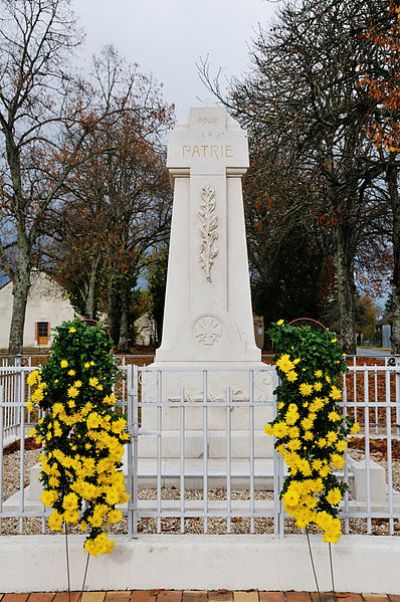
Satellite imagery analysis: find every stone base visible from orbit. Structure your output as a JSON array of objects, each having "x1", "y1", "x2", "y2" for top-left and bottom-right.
[
  {"x1": 2, "y1": 533, "x2": 400, "y2": 593},
  {"x1": 141, "y1": 403, "x2": 272, "y2": 431},
  {"x1": 138, "y1": 429, "x2": 273, "y2": 459},
  {"x1": 349, "y1": 459, "x2": 387, "y2": 504},
  {"x1": 141, "y1": 362, "x2": 276, "y2": 405},
  {"x1": 140, "y1": 362, "x2": 275, "y2": 462},
  {"x1": 27, "y1": 457, "x2": 279, "y2": 501}
]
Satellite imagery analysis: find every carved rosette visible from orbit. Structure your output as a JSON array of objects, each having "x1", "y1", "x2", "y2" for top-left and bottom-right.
[
  {"x1": 199, "y1": 184, "x2": 218, "y2": 282},
  {"x1": 193, "y1": 315, "x2": 222, "y2": 346}
]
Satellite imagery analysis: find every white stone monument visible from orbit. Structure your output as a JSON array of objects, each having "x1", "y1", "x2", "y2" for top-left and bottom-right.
[
  {"x1": 140, "y1": 104, "x2": 274, "y2": 468},
  {"x1": 156, "y1": 103, "x2": 260, "y2": 365}
]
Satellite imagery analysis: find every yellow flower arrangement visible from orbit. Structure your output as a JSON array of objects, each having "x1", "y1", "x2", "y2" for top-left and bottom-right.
[
  {"x1": 28, "y1": 318, "x2": 129, "y2": 556},
  {"x1": 266, "y1": 320, "x2": 358, "y2": 543}
]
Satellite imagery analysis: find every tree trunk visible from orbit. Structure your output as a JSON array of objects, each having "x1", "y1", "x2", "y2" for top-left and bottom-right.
[
  {"x1": 333, "y1": 227, "x2": 356, "y2": 354},
  {"x1": 85, "y1": 254, "x2": 101, "y2": 320},
  {"x1": 107, "y1": 275, "x2": 121, "y2": 346},
  {"x1": 8, "y1": 264, "x2": 31, "y2": 356},
  {"x1": 387, "y1": 160, "x2": 400, "y2": 353},
  {"x1": 117, "y1": 284, "x2": 130, "y2": 353}
]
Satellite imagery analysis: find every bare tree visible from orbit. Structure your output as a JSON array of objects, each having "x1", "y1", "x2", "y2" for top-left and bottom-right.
[
  {"x1": 47, "y1": 48, "x2": 174, "y2": 352},
  {"x1": 360, "y1": 0, "x2": 400, "y2": 351},
  {"x1": 199, "y1": 0, "x2": 390, "y2": 353},
  {"x1": 0, "y1": 0, "x2": 89, "y2": 354}
]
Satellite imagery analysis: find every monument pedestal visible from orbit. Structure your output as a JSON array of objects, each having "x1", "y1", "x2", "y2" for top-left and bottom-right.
[{"x1": 141, "y1": 361, "x2": 275, "y2": 461}]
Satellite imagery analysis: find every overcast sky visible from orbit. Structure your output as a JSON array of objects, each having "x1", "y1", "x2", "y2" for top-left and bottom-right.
[{"x1": 71, "y1": 0, "x2": 279, "y2": 119}]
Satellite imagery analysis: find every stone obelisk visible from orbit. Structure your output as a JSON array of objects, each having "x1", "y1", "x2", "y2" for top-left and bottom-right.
[{"x1": 155, "y1": 103, "x2": 261, "y2": 365}]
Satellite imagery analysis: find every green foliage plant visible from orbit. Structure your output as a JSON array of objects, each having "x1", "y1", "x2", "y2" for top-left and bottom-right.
[
  {"x1": 265, "y1": 320, "x2": 359, "y2": 543},
  {"x1": 28, "y1": 318, "x2": 130, "y2": 556}
]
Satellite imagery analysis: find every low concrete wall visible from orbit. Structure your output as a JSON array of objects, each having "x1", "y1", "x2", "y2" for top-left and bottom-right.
[{"x1": 0, "y1": 534, "x2": 399, "y2": 594}]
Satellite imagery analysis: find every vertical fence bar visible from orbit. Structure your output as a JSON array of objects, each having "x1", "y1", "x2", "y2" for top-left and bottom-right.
[
  {"x1": 127, "y1": 364, "x2": 134, "y2": 538},
  {"x1": 353, "y1": 356, "x2": 357, "y2": 424},
  {"x1": 342, "y1": 369, "x2": 349, "y2": 535},
  {"x1": 19, "y1": 370, "x2": 25, "y2": 534},
  {"x1": 364, "y1": 368, "x2": 372, "y2": 534},
  {"x1": 179, "y1": 385, "x2": 185, "y2": 534},
  {"x1": 202, "y1": 370, "x2": 208, "y2": 534},
  {"x1": 249, "y1": 370, "x2": 255, "y2": 534},
  {"x1": 374, "y1": 365, "x2": 378, "y2": 433},
  {"x1": 0, "y1": 386, "x2": 3, "y2": 535},
  {"x1": 15, "y1": 357, "x2": 21, "y2": 445},
  {"x1": 226, "y1": 386, "x2": 232, "y2": 534},
  {"x1": 385, "y1": 370, "x2": 394, "y2": 535},
  {"x1": 396, "y1": 367, "x2": 400, "y2": 434},
  {"x1": 156, "y1": 370, "x2": 162, "y2": 534},
  {"x1": 132, "y1": 365, "x2": 139, "y2": 537},
  {"x1": 273, "y1": 435, "x2": 279, "y2": 536},
  {"x1": 122, "y1": 356, "x2": 126, "y2": 408},
  {"x1": 272, "y1": 371, "x2": 284, "y2": 537},
  {"x1": 5, "y1": 372, "x2": 10, "y2": 441}
]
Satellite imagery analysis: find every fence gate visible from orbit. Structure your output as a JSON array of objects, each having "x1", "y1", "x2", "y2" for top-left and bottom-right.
[{"x1": 124, "y1": 363, "x2": 283, "y2": 537}]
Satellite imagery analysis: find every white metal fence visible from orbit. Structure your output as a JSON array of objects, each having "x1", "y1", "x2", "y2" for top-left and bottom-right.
[
  {"x1": 1, "y1": 360, "x2": 400, "y2": 538},
  {"x1": 125, "y1": 364, "x2": 279, "y2": 537}
]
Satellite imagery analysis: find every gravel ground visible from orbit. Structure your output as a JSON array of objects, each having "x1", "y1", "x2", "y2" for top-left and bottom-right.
[
  {"x1": 2, "y1": 447, "x2": 41, "y2": 500},
  {"x1": 1, "y1": 444, "x2": 400, "y2": 537}
]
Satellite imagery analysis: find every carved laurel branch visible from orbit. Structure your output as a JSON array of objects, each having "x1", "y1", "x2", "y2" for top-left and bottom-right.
[{"x1": 199, "y1": 184, "x2": 218, "y2": 282}]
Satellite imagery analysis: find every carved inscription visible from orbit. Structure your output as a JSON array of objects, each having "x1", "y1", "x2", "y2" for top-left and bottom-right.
[
  {"x1": 199, "y1": 184, "x2": 218, "y2": 282},
  {"x1": 193, "y1": 315, "x2": 222, "y2": 346},
  {"x1": 182, "y1": 145, "x2": 233, "y2": 159}
]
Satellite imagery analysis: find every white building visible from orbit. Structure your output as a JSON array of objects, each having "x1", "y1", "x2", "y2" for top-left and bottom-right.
[{"x1": 0, "y1": 271, "x2": 75, "y2": 350}]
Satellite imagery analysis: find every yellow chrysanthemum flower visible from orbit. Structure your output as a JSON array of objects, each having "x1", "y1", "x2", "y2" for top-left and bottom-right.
[
  {"x1": 42, "y1": 489, "x2": 58, "y2": 507},
  {"x1": 62, "y1": 492, "x2": 79, "y2": 511},
  {"x1": 301, "y1": 417, "x2": 313, "y2": 430},
  {"x1": 330, "y1": 453, "x2": 345, "y2": 469},
  {"x1": 64, "y1": 510, "x2": 79, "y2": 523},
  {"x1": 27, "y1": 370, "x2": 41, "y2": 386},
  {"x1": 299, "y1": 383, "x2": 313, "y2": 397},
  {"x1": 108, "y1": 509, "x2": 123, "y2": 524},
  {"x1": 264, "y1": 423, "x2": 273, "y2": 436},
  {"x1": 329, "y1": 386, "x2": 341, "y2": 400},
  {"x1": 325, "y1": 488, "x2": 342, "y2": 506},
  {"x1": 48, "y1": 510, "x2": 63, "y2": 531},
  {"x1": 276, "y1": 354, "x2": 295, "y2": 373}
]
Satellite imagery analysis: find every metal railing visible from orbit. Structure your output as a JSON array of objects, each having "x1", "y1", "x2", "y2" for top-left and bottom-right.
[
  {"x1": 0, "y1": 366, "x2": 29, "y2": 446},
  {"x1": 0, "y1": 361, "x2": 400, "y2": 538},
  {"x1": 340, "y1": 362, "x2": 400, "y2": 536},
  {"x1": 125, "y1": 364, "x2": 279, "y2": 537}
]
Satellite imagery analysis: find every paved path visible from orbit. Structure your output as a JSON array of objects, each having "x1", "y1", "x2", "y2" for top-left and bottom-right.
[{"x1": 0, "y1": 591, "x2": 399, "y2": 602}]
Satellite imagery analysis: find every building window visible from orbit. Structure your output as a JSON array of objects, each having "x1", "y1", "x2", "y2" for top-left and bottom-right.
[{"x1": 36, "y1": 321, "x2": 50, "y2": 346}]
